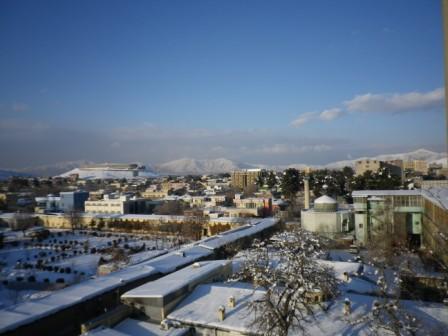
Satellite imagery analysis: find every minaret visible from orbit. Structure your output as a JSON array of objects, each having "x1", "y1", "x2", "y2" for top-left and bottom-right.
[{"x1": 304, "y1": 177, "x2": 310, "y2": 210}]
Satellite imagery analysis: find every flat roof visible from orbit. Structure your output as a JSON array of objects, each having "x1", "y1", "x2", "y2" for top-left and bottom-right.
[
  {"x1": 0, "y1": 264, "x2": 158, "y2": 334},
  {"x1": 167, "y1": 282, "x2": 265, "y2": 335},
  {"x1": 198, "y1": 218, "x2": 278, "y2": 250},
  {"x1": 122, "y1": 260, "x2": 231, "y2": 299},
  {"x1": 352, "y1": 190, "x2": 421, "y2": 197}
]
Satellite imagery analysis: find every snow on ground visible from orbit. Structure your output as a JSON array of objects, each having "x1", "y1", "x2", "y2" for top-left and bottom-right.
[
  {"x1": 52, "y1": 254, "x2": 101, "y2": 276},
  {"x1": 128, "y1": 250, "x2": 168, "y2": 265},
  {"x1": 0, "y1": 229, "x2": 175, "y2": 310},
  {"x1": 306, "y1": 292, "x2": 448, "y2": 335},
  {"x1": 328, "y1": 249, "x2": 359, "y2": 262}
]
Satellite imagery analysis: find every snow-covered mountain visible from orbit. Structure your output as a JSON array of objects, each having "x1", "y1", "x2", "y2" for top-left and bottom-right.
[
  {"x1": 5, "y1": 149, "x2": 446, "y2": 178},
  {"x1": 154, "y1": 158, "x2": 256, "y2": 175},
  {"x1": 323, "y1": 149, "x2": 446, "y2": 169}
]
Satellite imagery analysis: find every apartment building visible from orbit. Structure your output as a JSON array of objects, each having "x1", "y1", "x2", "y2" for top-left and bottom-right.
[
  {"x1": 354, "y1": 160, "x2": 382, "y2": 176},
  {"x1": 404, "y1": 160, "x2": 429, "y2": 175},
  {"x1": 84, "y1": 195, "x2": 148, "y2": 214},
  {"x1": 352, "y1": 188, "x2": 448, "y2": 266},
  {"x1": 231, "y1": 169, "x2": 263, "y2": 189}
]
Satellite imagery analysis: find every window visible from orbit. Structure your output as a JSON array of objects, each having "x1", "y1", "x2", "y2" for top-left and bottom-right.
[{"x1": 359, "y1": 223, "x2": 363, "y2": 228}]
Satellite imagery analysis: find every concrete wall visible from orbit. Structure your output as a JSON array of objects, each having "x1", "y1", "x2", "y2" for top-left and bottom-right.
[{"x1": 1, "y1": 272, "x2": 161, "y2": 336}]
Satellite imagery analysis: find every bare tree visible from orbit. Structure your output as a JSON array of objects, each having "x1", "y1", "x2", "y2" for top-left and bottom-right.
[
  {"x1": 11, "y1": 212, "x2": 34, "y2": 232},
  {"x1": 64, "y1": 210, "x2": 82, "y2": 231},
  {"x1": 234, "y1": 229, "x2": 338, "y2": 336},
  {"x1": 349, "y1": 271, "x2": 419, "y2": 336},
  {"x1": 181, "y1": 215, "x2": 205, "y2": 240}
]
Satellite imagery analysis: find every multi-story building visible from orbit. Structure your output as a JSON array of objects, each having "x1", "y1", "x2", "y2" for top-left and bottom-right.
[
  {"x1": 59, "y1": 191, "x2": 89, "y2": 212},
  {"x1": 34, "y1": 194, "x2": 61, "y2": 213},
  {"x1": 354, "y1": 160, "x2": 382, "y2": 176},
  {"x1": 421, "y1": 188, "x2": 448, "y2": 266},
  {"x1": 383, "y1": 160, "x2": 404, "y2": 179},
  {"x1": 355, "y1": 159, "x2": 404, "y2": 178},
  {"x1": 84, "y1": 195, "x2": 148, "y2": 215},
  {"x1": 231, "y1": 169, "x2": 263, "y2": 189},
  {"x1": 352, "y1": 188, "x2": 448, "y2": 266},
  {"x1": 403, "y1": 160, "x2": 429, "y2": 175},
  {"x1": 352, "y1": 190, "x2": 423, "y2": 248},
  {"x1": 141, "y1": 189, "x2": 168, "y2": 199},
  {"x1": 230, "y1": 194, "x2": 272, "y2": 217}
]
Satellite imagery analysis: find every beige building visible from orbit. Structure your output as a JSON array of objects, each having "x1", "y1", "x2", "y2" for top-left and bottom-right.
[
  {"x1": 355, "y1": 160, "x2": 382, "y2": 176},
  {"x1": 140, "y1": 189, "x2": 168, "y2": 199},
  {"x1": 355, "y1": 159, "x2": 404, "y2": 178},
  {"x1": 85, "y1": 195, "x2": 129, "y2": 214},
  {"x1": 233, "y1": 194, "x2": 272, "y2": 216},
  {"x1": 84, "y1": 195, "x2": 147, "y2": 215},
  {"x1": 231, "y1": 169, "x2": 263, "y2": 189},
  {"x1": 403, "y1": 160, "x2": 428, "y2": 175}
]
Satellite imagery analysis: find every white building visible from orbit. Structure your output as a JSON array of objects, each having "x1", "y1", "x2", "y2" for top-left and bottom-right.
[{"x1": 301, "y1": 195, "x2": 353, "y2": 238}]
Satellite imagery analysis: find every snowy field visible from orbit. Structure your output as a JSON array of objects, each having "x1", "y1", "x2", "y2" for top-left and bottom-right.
[{"x1": 0, "y1": 228, "x2": 177, "y2": 309}]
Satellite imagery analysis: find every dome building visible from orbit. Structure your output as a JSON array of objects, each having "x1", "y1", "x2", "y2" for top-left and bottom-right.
[{"x1": 301, "y1": 193, "x2": 353, "y2": 239}]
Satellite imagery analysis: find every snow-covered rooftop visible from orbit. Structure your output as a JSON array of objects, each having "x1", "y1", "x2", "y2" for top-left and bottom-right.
[
  {"x1": 314, "y1": 195, "x2": 337, "y2": 204},
  {"x1": 0, "y1": 217, "x2": 278, "y2": 333},
  {"x1": 142, "y1": 246, "x2": 213, "y2": 274},
  {"x1": 198, "y1": 218, "x2": 278, "y2": 250},
  {"x1": 0, "y1": 264, "x2": 158, "y2": 334},
  {"x1": 114, "y1": 318, "x2": 189, "y2": 336},
  {"x1": 122, "y1": 260, "x2": 231, "y2": 299},
  {"x1": 167, "y1": 282, "x2": 265, "y2": 335},
  {"x1": 352, "y1": 188, "x2": 448, "y2": 210}
]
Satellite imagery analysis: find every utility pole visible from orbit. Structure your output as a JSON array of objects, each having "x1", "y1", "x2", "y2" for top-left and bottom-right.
[{"x1": 443, "y1": 0, "x2": 448, "y2": 158}]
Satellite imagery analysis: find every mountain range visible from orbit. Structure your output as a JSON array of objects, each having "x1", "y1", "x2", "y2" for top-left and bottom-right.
[{"x1": 0, "y1": 149, "x2": 446, "y2": 178}]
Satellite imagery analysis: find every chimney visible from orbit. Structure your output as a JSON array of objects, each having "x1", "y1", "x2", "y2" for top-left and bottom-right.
[
  {"x1": 228, "y1": 296, "x2": 236, "y2": 308},
  {"x1": 304, "y1": 177, "x2": 310, "y2": 210},
  {"x1": 343, "y1": 298, "x2": 351, "y2": 315},
  {"x1": 217, "y1": 305, "x2": 226, "y2": 321}
]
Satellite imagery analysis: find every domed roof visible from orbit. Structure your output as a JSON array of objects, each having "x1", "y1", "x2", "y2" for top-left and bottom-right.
[{"x1": 314, "y1": 195, "x2": 337, "y2": 204}]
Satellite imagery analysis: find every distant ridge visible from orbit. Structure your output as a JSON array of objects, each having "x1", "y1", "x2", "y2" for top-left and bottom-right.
[
  {"x1": 153, "y1": 158, "x2": 256, "y2": 175},
  {"x1": 322, "y1": 148, "x2": 446, "y2": 170},
  {"x1": 4, "y1": 149, "x2": 446, "y2": 177}
]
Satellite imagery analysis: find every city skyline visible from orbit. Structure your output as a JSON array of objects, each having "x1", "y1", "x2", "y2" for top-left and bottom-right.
[{"x1": 0, "y1": 0, "x2": 445, "y2": 168}]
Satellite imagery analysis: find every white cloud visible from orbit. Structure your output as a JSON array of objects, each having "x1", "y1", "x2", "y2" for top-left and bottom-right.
[
  {"x1": 290, "y1": 108, "x2": 343, "y2": 127},
  {"x1": 344, "y1": 88, "x2": 444, "y2": 113},
  {"x1": 290, "y1": 112, "x2": 317, "y2": 127},
  {"x1": 319, "y1": 108, "x2": 343, "y2": 121},
  {"x1": 291, "y1": 87, "x2": 444, "y2": 127}
]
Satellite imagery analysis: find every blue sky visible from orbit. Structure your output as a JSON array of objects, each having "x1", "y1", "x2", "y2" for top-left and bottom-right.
[{"x1": 0, "y1": 0, "x2": 445, "y2": 167}]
